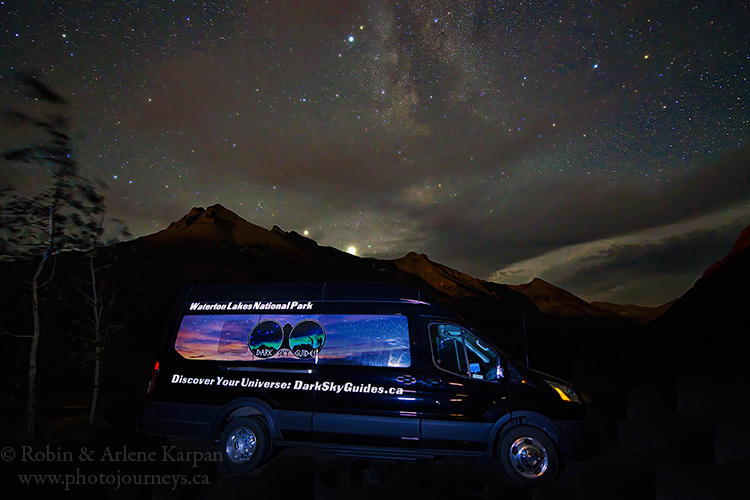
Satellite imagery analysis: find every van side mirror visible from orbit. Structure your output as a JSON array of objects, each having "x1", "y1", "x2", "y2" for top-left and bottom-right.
[{"x1": 496, "y1": 356, "x2": 505, "y2": 381}]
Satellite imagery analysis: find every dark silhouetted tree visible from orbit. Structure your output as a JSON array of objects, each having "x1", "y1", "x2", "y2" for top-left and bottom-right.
[
  {"x1": 0, "y1": 72, "x2": 106, "y2": 440},
  {"x1": 77, "y1": 215, "x2": 129, "y2": 424}
]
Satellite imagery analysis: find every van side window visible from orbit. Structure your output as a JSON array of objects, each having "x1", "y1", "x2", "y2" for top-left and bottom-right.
[
  {"x1": 430, "y1": 324, "x2": 468, "y2": 375},
  {"x1": 429, "y1": 324, "x2": 500, "y2": 381},
  {"x1": 174, "y1": 313, "x2": 411, "y2": 367},
  {"x1": 318, "y1": 315, "x2": 411, "y2": 368}
]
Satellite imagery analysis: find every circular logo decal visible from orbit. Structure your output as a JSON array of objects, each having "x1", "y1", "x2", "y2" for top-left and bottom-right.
[
  {"x1": 289, "y1": 320, "x2": 326, "y2": 359},
  {"x1": 248, "y1": 320, "x2": 284, "y2": 358}
]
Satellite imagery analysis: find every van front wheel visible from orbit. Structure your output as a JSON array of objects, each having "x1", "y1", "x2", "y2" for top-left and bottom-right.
[
  {"x1": 220, "y1": 417, "x2": 270, "y2": 473},
  {"x1": 498, "y1": 425, "x2": 558, "y2": 487}
]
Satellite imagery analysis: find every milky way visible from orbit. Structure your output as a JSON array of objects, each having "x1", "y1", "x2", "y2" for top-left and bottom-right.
[{"x1": 1, "y1": 1, "x2": 749, "y2": 305}]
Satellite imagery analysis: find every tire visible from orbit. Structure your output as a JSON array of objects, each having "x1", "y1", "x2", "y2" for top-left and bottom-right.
[
  {"x1": 220, "y1": 417, "x2": 271, "y2": 473},
  {"x1": 498, "y1": 425, "x2": 559, "y2": 487}
]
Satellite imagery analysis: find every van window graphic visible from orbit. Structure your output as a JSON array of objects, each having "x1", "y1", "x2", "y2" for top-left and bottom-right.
[
  {"x1": 174, "y1": 314, "x2": 409, "y2": 367},
  {"x1": 314, "y1": 315, "x2": 410, "y2": 367},
  {"x1": 175, "y1": 315, "x2": 256, "y2": 358},
  {"x1": 287, "y1": 320, "x2": 325, "y2": 359},
  {"x1": 219, "y1": 317, "x2": 256, "y2": 354},
  {"x1": 248, "y1": 320, "x2": 284, "y2": 358},
  {"x1": 247, "y1": 319, "x2": 326, "y2": 359}
]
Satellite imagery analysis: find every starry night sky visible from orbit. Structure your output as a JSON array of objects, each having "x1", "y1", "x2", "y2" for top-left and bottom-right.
[{"x1": 1, "y1": 0, "x2": 749, "y2": 306}]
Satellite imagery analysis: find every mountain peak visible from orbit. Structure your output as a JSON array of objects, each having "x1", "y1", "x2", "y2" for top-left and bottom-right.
[
  {"x1": 703, "y1": 223, "x2": 750, "y2": 277},
  {"x1": 509, "y1": 278, "x2": 618, "y2": 317},
  {"x1": 166, "y1": 204, "x2": 247, "y2": 231},
  {"x1": 270, "y1": 225, "x2": 288, "y2": 236},
  {"x1": 146, "y1": 204, "x2": 300, "y2": 253},
  {"x1": 393, "y1": 252, "x2": 493, "y2": 299},
  {"x1": 166, "y1": 206, "x2": 205, "y2": 231}
]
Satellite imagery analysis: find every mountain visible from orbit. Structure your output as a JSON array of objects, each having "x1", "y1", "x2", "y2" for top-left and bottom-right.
[
  {"x1": 508, "y1": 278, "x2": 619, "y2": 317},
  {"x1": 111, "y1": 204, "x2": 375, "y2": 286},
  {"x1": 392, "y1": 251, "x2": 498, "y2": 300},
  {"x1": 702, "y1": 223, "x2": 750, "y2": 277},
  {"x1": 117, "y1": 205, "x2": 616, "y2": 319},
  {"x1": 127, "y1": 204, "x2": 330, "y2": 262},
  {"x1": 150, "y1": 204, "x2": 306, "y2": 253},
  {"x1": 142, "y1": 205, "x2": 657, "y2": 318},
  {"x1": 648, "y1": 221, "x2": 750, "y2": 377},
  {"x1": 656, "y1": 221, "x2": 750, "y2": 322},
  {"x1": 590, "y1": 300, "x2": 675, "y2": 323}
]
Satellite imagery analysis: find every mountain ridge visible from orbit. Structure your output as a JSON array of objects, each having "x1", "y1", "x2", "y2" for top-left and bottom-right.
[
  {"x1": 131, "y1": 204, "x2": 674, "y2": 320},
  {"x1": 111, "y1": 203, "x2": 750, "y2": 326},
  {"x1": 508, "y1": 278, "x2": 620, "y2": 318},
  {"x1": 702, "y1": 223, "x2": 750, "y2": 277}
]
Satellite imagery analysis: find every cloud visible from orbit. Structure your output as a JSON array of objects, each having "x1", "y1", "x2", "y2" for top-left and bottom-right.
[
  {"x1": 577, "y1": 225, "x2": 746, "y2": 277},
  {"x1": 551, "y1": 223, "x2": 747, "y2": 305},
  {"x1": 488, "y1": 215, "x2": 749, "y2": 305}
]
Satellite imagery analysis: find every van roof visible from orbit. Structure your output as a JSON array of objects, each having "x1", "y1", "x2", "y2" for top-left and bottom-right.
[{"x1": 182, "y1": 282, "x2": 448, "y2": 309}]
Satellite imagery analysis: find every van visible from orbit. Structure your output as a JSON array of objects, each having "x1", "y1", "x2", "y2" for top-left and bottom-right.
[{"x1": 140, "y1": 282, "x2": 595, "y2": 486}]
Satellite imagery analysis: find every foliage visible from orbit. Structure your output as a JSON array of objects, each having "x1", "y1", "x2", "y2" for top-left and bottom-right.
[{"x1": 1, "y1": 94, "x2": 106, "y2": 260}]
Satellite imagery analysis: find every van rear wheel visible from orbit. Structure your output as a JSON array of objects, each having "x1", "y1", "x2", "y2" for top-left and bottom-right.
[
  {"x1": 220, "y1": 417, "x2": 271, "y2": 473},
  {"x1": 498, "y1": 425, "x2": 558, "y2": 487}
]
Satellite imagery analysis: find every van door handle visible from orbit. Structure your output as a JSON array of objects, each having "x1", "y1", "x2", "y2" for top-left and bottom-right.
[
  {"x1": 397, "y1": 374, "x2": 416, "y2": 385},
  {"x1": 425, "y1": 378, "x2": 444, "y2": 386}
]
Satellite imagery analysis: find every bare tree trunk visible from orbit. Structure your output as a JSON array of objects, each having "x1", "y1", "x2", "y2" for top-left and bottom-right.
[
  {"x1": 88, "y1": 254, "x2": 102, "y2": 425},
  {"x1": 26, "y1": 207, "x2": 55, "y2": 441},
  {"x1": 89, "y1": 347, "x2": 101, "y2": 425},
  {"x1": 27, "y1": 255, "x2": 46, "y2": 441}
]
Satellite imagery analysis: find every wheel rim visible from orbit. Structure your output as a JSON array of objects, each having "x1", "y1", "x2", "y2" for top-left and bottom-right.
[
  {"x1": 509, "y1": 436, "x2": 549, "y2": 479},
  {"x1": 225, "y1": 426, "x2": 257, "y2": 464}
]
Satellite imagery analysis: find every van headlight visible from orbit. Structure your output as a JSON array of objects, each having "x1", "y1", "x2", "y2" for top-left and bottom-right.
[{"x1": 545, "y1": 380, "x2": 582, "y2": 404}]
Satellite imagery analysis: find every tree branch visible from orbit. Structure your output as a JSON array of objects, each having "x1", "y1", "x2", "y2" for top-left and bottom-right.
[{"x1": 0, "y1": 329, "x2": 33, "y2": 339}]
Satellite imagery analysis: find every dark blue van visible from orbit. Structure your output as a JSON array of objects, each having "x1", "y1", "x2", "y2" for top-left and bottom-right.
[{"x1": 140, "y1": 282, "x2": 594, "y2": 486}]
